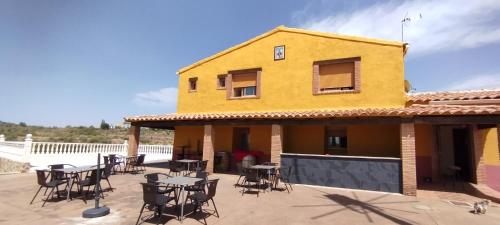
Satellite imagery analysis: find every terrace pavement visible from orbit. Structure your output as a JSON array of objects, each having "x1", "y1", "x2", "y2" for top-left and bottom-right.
[{"x1": 0, "y1": 165, "x2": 499, "y2": 225}]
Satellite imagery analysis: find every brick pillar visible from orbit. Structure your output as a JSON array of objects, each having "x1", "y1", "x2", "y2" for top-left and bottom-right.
[
  {"x1": 203, "y1": 124, "x2": 215, "y2": 174},
  {"x1": 472, "y1": 125, "x2": 487, "y2": 184},
  {"x1": 400, "y1": 123, "x2": 417, "y2": 196},
  {"x1": 127, "y1": 125, "x2": 140, "y2": 156},
  {"x1": 271, "y1": 124, "x2": 283, "y2": 166}
]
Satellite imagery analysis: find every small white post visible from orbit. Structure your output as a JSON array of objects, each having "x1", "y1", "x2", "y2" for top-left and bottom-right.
[
  {"x1": 23, "y1": 134, "x2": 33, "y2": 163},
  {"x1": 123, "y1": 140, "x2": 128, "y2": 155},
  {"x1": 0, "y1": 134, "x2": 5, "y2": 142}
]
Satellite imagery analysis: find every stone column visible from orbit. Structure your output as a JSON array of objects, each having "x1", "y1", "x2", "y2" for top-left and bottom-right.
[
  {"x1": 271, "y1": 124, "x2": 283, "y2": 166},
  {"x1": 400, "y1": 123, "x2": 417, "y2": 196},
  {"x1": 472, "y1": 125, "x2": 487, "y2": 184},
  {"x1": 203, "y1": 124, "x2": 215, "y2": 173},
  {"x1": 127, "y1": 125, "x2": 141, "y2": 156},
  {"x1": 0, "y1": 134, "x2": 5, "y2": 142}
]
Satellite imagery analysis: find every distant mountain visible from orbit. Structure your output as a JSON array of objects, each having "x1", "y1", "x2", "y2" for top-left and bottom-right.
[{"x1": 0, "y1": 121, "x2": 173, "y2": 144}]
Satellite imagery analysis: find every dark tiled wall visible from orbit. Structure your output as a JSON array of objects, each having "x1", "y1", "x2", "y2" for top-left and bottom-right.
[{"x1": 281, "y1": 154, "x2": 402, "y2": 193}]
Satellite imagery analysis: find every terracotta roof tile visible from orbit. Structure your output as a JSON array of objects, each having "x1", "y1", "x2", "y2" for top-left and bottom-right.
[
  {"x1": 408, "y1": 89, "x2": 500, "y2": 103},
  {"x1": 124, "y1": 104, "x2": 500, "y2": 122}
]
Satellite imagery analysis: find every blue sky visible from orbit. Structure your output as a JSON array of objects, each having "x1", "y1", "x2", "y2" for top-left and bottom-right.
[{"x1": 1, "y1": 0, "x2": 499, "y2": 127}]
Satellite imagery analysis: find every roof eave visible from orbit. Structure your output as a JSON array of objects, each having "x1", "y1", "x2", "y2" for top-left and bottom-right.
[{"x1": 176, "y1": 26, "x2": 404, "y2": 75}]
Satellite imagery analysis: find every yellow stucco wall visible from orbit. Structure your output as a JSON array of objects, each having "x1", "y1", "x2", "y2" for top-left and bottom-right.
[
  {"x1": 347, "y1": 125, "x2": 400, "y2": 157},
  {"x1": 284, "y1": 124, "x2": 400, "y2": 157},
  {"x1": 172, "y1": 126, "x2": 204, "y2": 155},
  {"x1": 249, "y1": 126, "x2": 272, "y2": 153},
  {"x1": 284, "y1": 125, "x2": 325, "y2": 154},
  {"x1": 483, "y1": 127, "x2": 500, "y2": 166},
  {"x1": 415, "y1": 124, "x2": 434, "y2": 157},
  {"x1": 214, "y1": 126, "x2": 233, "y2": 152},
  {"x1": 174, "y1": 125, "x2": 272, "y2": 154},
  {"x1": 177, "y1": 29, "x2": 406, "y2": 113}
]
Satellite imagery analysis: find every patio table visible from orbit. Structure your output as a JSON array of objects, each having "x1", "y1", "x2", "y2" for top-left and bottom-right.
[
  {"x1": 250, "y1": 165, "x2": 277, "y2": 191},
  {"x1": 159, "y1": 176, "x2": 203, "y2": 222},
  {"x1": 53, "y1": 164, "x2": 104, "y2": 201},
  {"x1": 176, "y1": 159, "x2": 199, "y2": 175}
]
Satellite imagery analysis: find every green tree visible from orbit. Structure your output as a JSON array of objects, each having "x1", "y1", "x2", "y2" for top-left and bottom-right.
[
  {"x1": 19, "y1": 122, "x2": 27, "y2": 127},
  {"x1": 100, "y1": 120, "x2": 110, "y2": 130}
]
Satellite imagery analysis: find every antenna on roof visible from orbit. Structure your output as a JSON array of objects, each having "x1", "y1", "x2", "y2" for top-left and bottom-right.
[
  {"x1": 401, "y1": 12, "x2": 411, "y2": 42},
  {"x1": 401, "y1": 12, "x2": 422, "y2": 43}
]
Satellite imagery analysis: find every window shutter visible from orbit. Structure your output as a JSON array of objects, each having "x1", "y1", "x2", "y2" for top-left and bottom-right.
[
  {"x1": 232, "y1": 72, "x2": 257, "y2": 88},
  {"x1": 319, "y1": 62, "x2": 354, "y2": 89}
]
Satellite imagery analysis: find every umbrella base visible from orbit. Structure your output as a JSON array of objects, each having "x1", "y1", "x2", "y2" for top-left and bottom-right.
[{"x1": 82, "y1": 207, "x2": 110, "y2": 218}]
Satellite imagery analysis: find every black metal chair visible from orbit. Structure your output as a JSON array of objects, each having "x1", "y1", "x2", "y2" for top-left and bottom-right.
[
  {"x1": 274, "y1": 167, "x2": 293, "y2": 193},
  {"x1": 109, "y1": 154, "x2": 123, "y2": 174},
  {"x1": 103, "y1": 156, "x2": 110, "y2": 166},
  {"x1": 46, "y1": 164, "x2": 76, "y2": 195},
  {"x1": 76, "y1": 169, "x2": 103, "y2": 203},
  {"x1": 136, "y1": 182, "x2": 177, "y2": 225},
  {"x1": 48, "y1": 164, "x2": 75, "y2": 181},
  {"x1": 30, "y1": 170, "x2": 67, "y2": 207},
  {"x1": 188, "y1": 179, "x2": 220, "y2": 225},
  {"x1": 101, "y1": 163, "x2": 114, "y2": 192},
  {"x1": 137, "y1": 154, "x2": 146, "y2": 172},
  {"x1": 261, "y1": 162, "x2": 277, "y2": 188},
  {"x1": 128, "y1": 154, "x2": 146, "y2": 173},
  {"x1": 144, "y1": 173, "x2": 175, "y2": 196},
  {"x1": 235, "y1": 167, "x2": 249, "y2": 187},
  {"x1": 241, "y1": 168, "x2": 263, "y2": 197},
  {"x1": 197, "y1": 160, "x2": 208, "y2": 172},
  {"x1": 168, "y1": 161, "x2": 183, "y2": 176},
  {"x1": 186, "y1": 171, "x2": 208, "y2": 195},
  {"x1": 126, "y1": 156, "x2": 140, "y2": 174}
]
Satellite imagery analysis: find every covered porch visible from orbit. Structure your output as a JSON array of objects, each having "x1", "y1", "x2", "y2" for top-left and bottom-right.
[{"x1": 125, "y1": 106, "x2": 500, "y2": 196}]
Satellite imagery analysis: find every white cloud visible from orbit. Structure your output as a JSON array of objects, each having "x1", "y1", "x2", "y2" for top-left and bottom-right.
[
  {"x1": 133, "y1": 87, "x2": 178, "y2": 107},
  {"x1": 442, "y1": 74, "x2": 500, "y2": 91},
  {"x1": 297, "y1": 0, "x2": 500, "y2": 56}
]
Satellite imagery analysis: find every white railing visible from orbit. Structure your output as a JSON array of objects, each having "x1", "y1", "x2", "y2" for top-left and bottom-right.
[
  {"x1": 0, "y1": 134, "x2": 173, "y2": 170},
  {"x1": 0, "y1": 141, "x2": 24, "y2": 148}
]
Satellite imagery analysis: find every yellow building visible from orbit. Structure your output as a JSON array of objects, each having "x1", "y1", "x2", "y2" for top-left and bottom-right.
[{"x1": 125, "y1": 26, "x2": 500, "y2": 196}]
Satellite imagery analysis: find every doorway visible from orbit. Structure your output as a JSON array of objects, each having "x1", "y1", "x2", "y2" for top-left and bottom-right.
[
  {"x1": 232, "y1": 127, "x2": 250, "y2": 151},
  {"x1": 452, "y1": 128, "x2": 473, "y2": 182}
]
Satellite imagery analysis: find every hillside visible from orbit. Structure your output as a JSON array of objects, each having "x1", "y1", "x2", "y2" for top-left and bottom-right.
[{"x1": 0, "y1": 121, "x2": 174, "y2": 145}]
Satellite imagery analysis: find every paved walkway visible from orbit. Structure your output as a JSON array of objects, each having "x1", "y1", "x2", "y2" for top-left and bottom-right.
[{"x1": 0, "y1": 167, "x2": 499, "y2": 225}]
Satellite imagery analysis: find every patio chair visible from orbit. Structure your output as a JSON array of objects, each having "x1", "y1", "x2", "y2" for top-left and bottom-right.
[
  {"x1": 76, "y1": 169, "x2": 104, "y2": 203},
  {"x1": 235, "y1": 167, "x2": 249, "y2": 187},
  {"x1": 109, "y1": 154, "x2": 124, "y2": 174},
  {"x1": 241, "y1": 168, "x2": 263, "y2": 197},
  {"x1": 136, "y1": 183, "x2": 177, "y2": 225},
  {"x1": 273, "y1": 167, "x2": 293, "y2": 193},
  {"x1": 168, "y1": 161, "x2": 183, "y2": 176},
  {"x1": 30, "y1": 170, "x2": 68, "y2": 207},
  {"x1": 197, "y1": 160, "x2": 208, "y2": 172},
  {"x1": 144, "y1": 173, "x2": 175, "y2": 196},
  {"x1": 187, "y1": 179, "x2": 220, "y2": 225},
  {"x1": 136, "y1": 154, "x2": 146, "y2": 172},
  {"x1": 126, "y1": 156, "x2": 141, "y2": 174},
  {"x1": 101, "y1": 163, "x2": 114, "y2": 192},
  {"x1": 48, "y1": 164, "x2": 75, "y2": 181},
  {"x1": 261, "y1": 162, "x2": 277, "y2": 188},
  {"x1": 186, "y1": 171, "x2": 208, "y2": 195},
  {"x1": 46, "y1": 164, "x2": 76, "y2": 195},
  {"x1": 103, "y1": 156, "x2": 110, "y2": 165}
]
